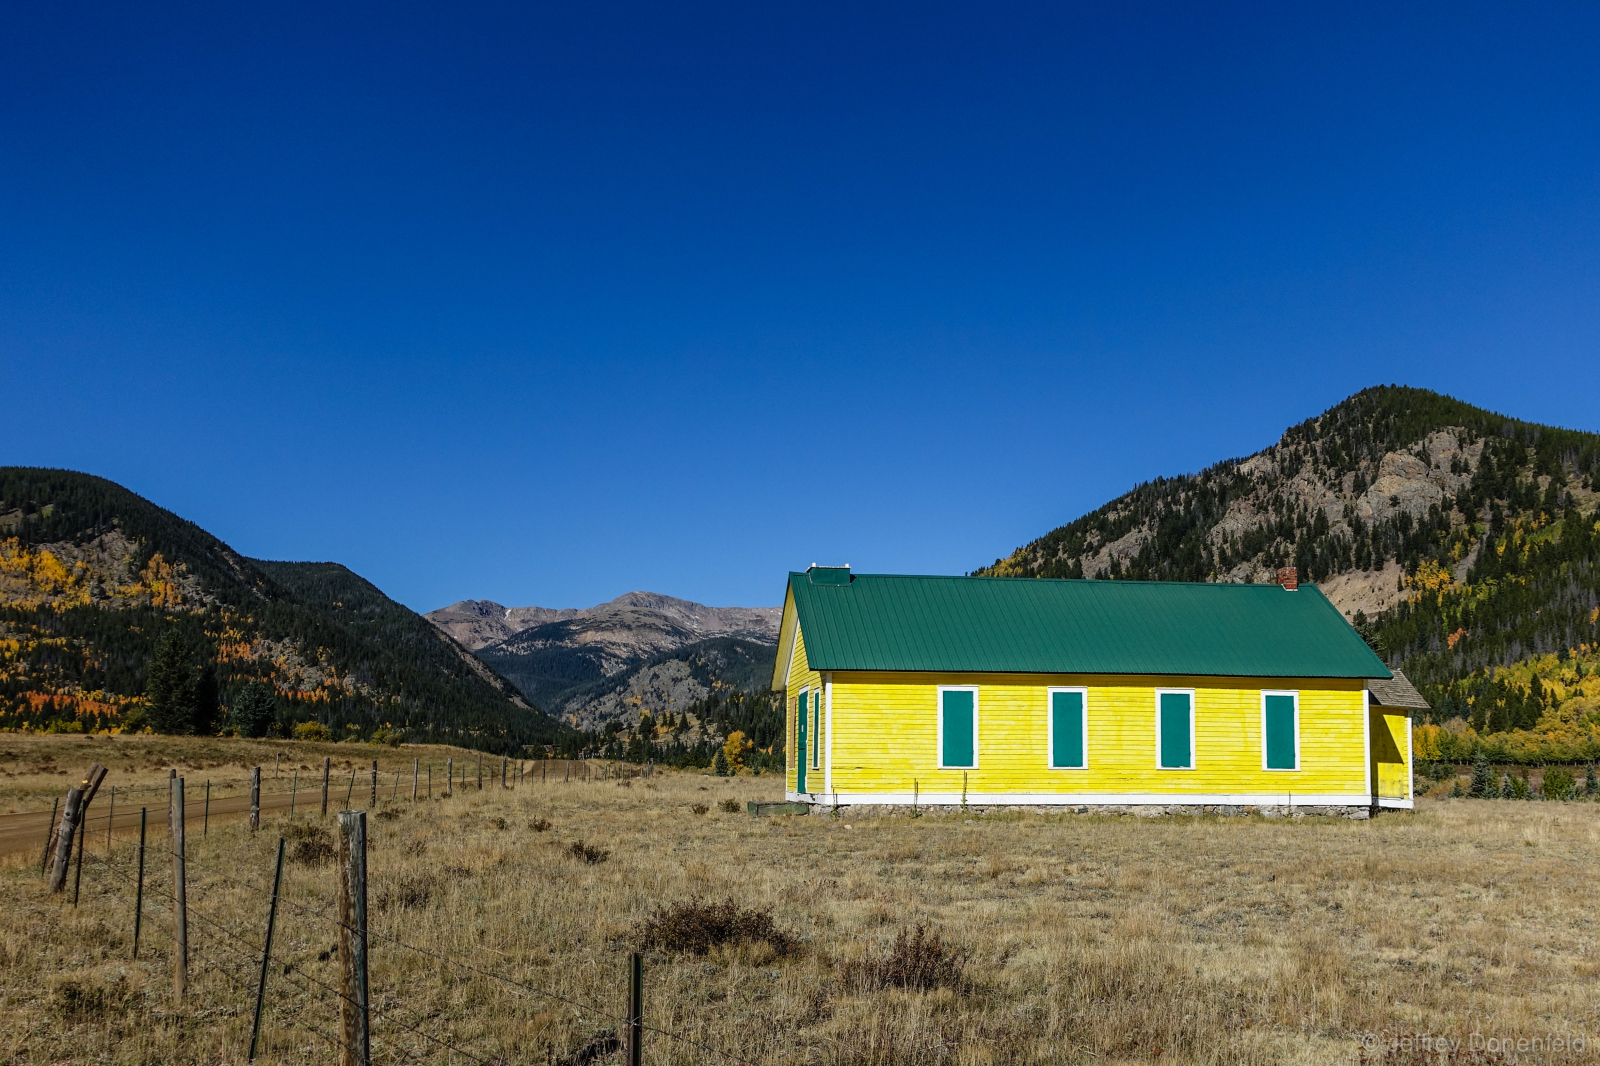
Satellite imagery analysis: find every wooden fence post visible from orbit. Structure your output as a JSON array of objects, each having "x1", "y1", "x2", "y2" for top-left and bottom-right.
[
  {"x1": 321, "y1": 757, "x2": 331, "y2": 817},
  {"x1": 291, "y1": 771, "x2": 298, "y2": 818},
  {"x1": 344, "y1": 768, "x2": 356, "y2": 809},
  {"x1": 369, "y1": 760, "x2": 377, "y2": 808},
  {"x1": 391, "y1": 770, "x2": 399, "y2": 800},
  {"x1": 477, "y1": 753, "x2": 483, "y2": 790},
  {"x1": 50, "y1": 764, "x2": 106, "y2": 892},
  {"x1": 501, "y1": 757, "x2": 507, "y2": 789},
  {"x1": 251, "y1": 766, "x2": 261, "y2": 831},
  {"x1": 626, "y1": 951, "x2": 643, "y2": 1066},
  {"x1": 171, "y1": 777, "x2": 189, "y2": 1004},
  {"x1": 249, "y1": 837, "x2": 286, "y2": 1062},
  {"x1": 446, "y1": 758, "x2": 453, "y2": 796},
  {"x1": 204, "y1": 780, "x2": 211, "y2": 836},
  {"x1": 72, "y1": 793, "x2": 89, "y2": 905},
  {"x1": 133, "y1": 807, "x2": 146, "y2": 959},
  {"x1": 40, "y1": 796, "x2": 58, "y2": 876},
  {"x1": 427, "y1": 765, "x2": 432, "y2": 799},
  {"x1": 338, "y1": 810, "x2": 370, "y2": 1066},
  {"x1": 412, "y1": 758, "x2": 418, "y2": 801}
]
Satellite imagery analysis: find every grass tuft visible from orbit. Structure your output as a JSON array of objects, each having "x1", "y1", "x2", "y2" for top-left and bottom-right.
[
  {"x1": 568, "y1": 839, "x2": 609, "y2": 864},
  {"x1": 633, "y1": 896, "x2": 797, "y2": 957},
  {"x1": 842, "y1": 922, "x2": 967, "y2": 992}
]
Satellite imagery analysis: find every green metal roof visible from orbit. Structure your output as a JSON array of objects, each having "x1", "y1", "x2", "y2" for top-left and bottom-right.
[{"x1": 786, "y1": 571, "x2": 1391, "y2": 680}]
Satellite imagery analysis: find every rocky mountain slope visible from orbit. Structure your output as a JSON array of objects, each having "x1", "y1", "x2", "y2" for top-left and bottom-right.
[
  {"x1": 977, "y1": 386, "x2": 1600, "y2": 737},
  {"x1": 426, "y1": 591, "x2": 780, "y2": 722},
  {"x1": 0, "y1": 468, "x2": 566, "y2": 751}
]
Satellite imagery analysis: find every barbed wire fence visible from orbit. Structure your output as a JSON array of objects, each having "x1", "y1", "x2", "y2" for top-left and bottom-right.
[{"x1": 34, "y1": 761, "x2": 764, "y2": 1066}]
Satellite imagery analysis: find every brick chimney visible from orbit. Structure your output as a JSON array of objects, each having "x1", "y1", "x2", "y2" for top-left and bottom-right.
[{"x1": 1276, "y1": 566, "x2": 1298, "y2": 591}]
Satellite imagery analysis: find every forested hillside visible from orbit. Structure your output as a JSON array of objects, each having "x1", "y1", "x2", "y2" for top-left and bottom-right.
[
  {"x1": 977, "y1": 386, "x2": 1600, "y2": 762},
  {"x1": 0, "y1": 469, "x2": 568, "y2": 752}
]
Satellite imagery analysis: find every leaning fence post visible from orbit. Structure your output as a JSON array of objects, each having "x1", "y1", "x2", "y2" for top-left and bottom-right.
[
  {"x1": 338, "y1": 810, "x2": 370, "y2": 1066},
  {"x1": 72, "y1": 791, "x2": 90, "y2": 906},
  {"x1": 171, "y1": 777, "x2": 189, "y2": 1004},
  {"x1": 321, "y1": 757, "x2": 331, "y2": 817},
  {"x1": 40, "y1": 796, "x2": 58, "y2": 876},
  {"x1": 412, "y1": 758, "x2": 418, "y2": 801},
  {"x1": 392, "y1": 770, "x2": 399, "y2": 800},
  {"x1": 50, "y1": 764, "x2": 106, "y2": 892},
  {"x1": 345, "y1": 768, "x2": 356, "y2": 809},
  {"x1": 133, "y1": 807, "x2": 147, "y2": 959},
  {"x1": 291, "y1": 771, "x2": 298, "y2": 818},
  {"x1": 249, "y1": 837, "x2": 286, "y2": 1062},
  {"x1": 251, "y1": 766, "x2": 262, "y2": 831},
  {"x1": 626, "y1": 951, "x2": 643, "y2": 1066}
]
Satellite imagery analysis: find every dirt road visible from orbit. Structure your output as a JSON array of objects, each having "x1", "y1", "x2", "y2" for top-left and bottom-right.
[{"x1": 0, "y1": 785, "x2": 365, "y2": 857}]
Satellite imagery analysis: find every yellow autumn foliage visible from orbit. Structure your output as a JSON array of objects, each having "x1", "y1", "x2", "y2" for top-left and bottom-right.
[{"x1": 722, "y1": 729, "x2": 753, "y2": 770}]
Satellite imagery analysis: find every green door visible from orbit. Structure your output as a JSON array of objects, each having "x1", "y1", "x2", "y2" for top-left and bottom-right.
[{"x1": 796, "y1": 690, "x2": 808, "y2": 792}]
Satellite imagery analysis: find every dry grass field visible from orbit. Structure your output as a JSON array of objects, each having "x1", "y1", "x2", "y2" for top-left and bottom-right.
[{"x1": 4, "y1": 734, "x2": 1600, "y2": 1065}]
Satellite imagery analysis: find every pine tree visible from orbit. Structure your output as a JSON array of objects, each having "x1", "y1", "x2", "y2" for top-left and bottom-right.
[
  {"x1": 1585, "y1": 762, "x2": 1597, "y2": 798},
  {"x1": 1498, "y1": 773, "x2": 1514, "y2": 800},
  {"x1": 1469, "y1": 751, "x2": 1493, "y2": 798},
  {"x1": 231, "y1": 682, "x2": 277, "y2": 739},
  {"x1": 145, "y1": 632, "x2": 197, "y2": 735},
  {"x1": 712, "y1": 748, "x2": 731, "y2": 776}
]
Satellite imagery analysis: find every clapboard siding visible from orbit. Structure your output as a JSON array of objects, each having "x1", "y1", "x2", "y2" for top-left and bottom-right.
[
  {"x1": 1372, "y1": 710, "x2": 1411, "y2": 800},
  {"x1": 826, "y1": 671, "x2": 1369, "y2": 798},
  {"x1": 785, "y1": 626, "x2": 822, "y2": 793}
]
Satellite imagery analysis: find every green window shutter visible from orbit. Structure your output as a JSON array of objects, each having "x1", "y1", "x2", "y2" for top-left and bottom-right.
[
  {"x1": 1264, "y1": 694, "x2": 1297, "y2": 769},
  {"x1": 941, "y1": 690, "x2": 974, "y2": 767},
  {"x1": 1051, "y1": 691, "x2": 1084, "y2": 768},
  {"x1": 1159, "y1": 692, "x2": 1191, "y2": 768}
]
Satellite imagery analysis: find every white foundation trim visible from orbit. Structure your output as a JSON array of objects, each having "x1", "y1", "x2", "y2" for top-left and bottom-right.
[{"x1": 786, "y1": 791, "x2": 1371, "y2": 806}]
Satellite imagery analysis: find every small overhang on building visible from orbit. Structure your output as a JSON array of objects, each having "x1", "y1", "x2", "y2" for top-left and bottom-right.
[{"x1": 1367, "y1": 669, "x2": 1430, "y2": 713}]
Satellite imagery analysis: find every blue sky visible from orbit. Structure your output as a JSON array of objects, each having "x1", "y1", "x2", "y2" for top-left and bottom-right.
[{"x1": 4, "y1": 2, "x2": 1598, "y2": 612}]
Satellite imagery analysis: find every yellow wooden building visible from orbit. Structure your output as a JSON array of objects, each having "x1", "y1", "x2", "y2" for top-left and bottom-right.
[{"x1": 774, "y1": 566, "x2": 1418, "y2": 814}]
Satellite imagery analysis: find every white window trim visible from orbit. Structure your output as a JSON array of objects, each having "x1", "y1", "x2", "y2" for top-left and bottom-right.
[
  {"x1": 811, "y1": 691, "x2": 822, "y2": 770},
  {"x1": 1046, "y1": 686, "x2": 1089, "y2": 769},
  {"x1": 1260, "y1": 689, "x2": 1301, "y2": 772},
  {"x1": 823, "y1": 673, "x2": 833, "y2": 795},
  {"x1": 937, "y1": 685, "x2": 979, "y2": 769},
  {"x1": 796, "y1": 687, "x2": 809, "y2": 778},
  {"x1": 1155, "y1": 688, "x2": 1196, "y2": 770}
]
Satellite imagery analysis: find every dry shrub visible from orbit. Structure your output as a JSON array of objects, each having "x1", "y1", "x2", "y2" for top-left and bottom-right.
[
  {"x1": 718, "y1": 798, "x2": 741, "y2": 813},
  {"x1": 487, "y1": 816, "x2": 508, "y2": 831},
  {"x1": 634, "y1": 897, "x2": 796, "y2": 957},
  {"x1": 842, "y1": 923, "x2": 966, "y2": 992},
  {"x1": 530, "y1": 817, "x2": 552, "y2": 832},
  {"x1": 402, "y1": 838, "x2": 427, "y2": 857},
  {"x1": 374, "y1": 807, "x2": 402, "y2": 822},
  {"x1": 50, "y1": 978, "x2": 131, "y2": 1020},
  {"x1": 555, "y1": 1031, "x2": 619, "y2": 1066},
  {"x1": 690, "y1": 804, "x2": 710, "y2": 816},
  {"x1": 568, "y1": 839, "x2": 609, "y2": 864},
  {"x1": 377, "y1": 873, "x2": 438, "y2": 911},
  {"x1": 286, "y1": 824, "x2": 335, "y2": 867}
]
